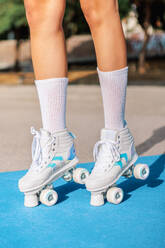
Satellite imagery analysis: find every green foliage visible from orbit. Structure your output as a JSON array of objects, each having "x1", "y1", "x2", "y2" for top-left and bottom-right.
[
  {"x1": 134, "y1": 0, "x2": 165, "y2": 30},
  {"x1": 64, "y1": 0, "x2": 89, "y2": 38},
  {"x1": 3, "y1": 0, "x2": 164, "y2": 40},
  {"x1": 0, "y1": 0, "x2": 27, "y2": 36},
  {"x1": 118, "y1": 0, "x2": 131, "y2": 19},
  {"x1": 0, "y1": 0, "x2": 131, "y2": 38},
  {"x1": 64, "y1": 0, "x2": 131, "y2": 37}
]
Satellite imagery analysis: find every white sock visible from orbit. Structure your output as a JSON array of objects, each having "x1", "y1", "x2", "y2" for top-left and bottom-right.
[
  {"x1": 35, "y1": 77, "x2": 68, "y2": 133},
  {"x1": 97, "y1": 66, "x2": 128, "y2": 130}
]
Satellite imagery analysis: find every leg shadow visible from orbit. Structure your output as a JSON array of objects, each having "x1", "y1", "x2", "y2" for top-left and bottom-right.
[
  {"x1": 54, "y1": 181, "x2": 85, "y2": 204},
  {"x1": 119, "y1": 154, "x2": 165, "y2": 202},
  {"x1": 136, "y1": 126, "x2": 165, "y2": 155}
]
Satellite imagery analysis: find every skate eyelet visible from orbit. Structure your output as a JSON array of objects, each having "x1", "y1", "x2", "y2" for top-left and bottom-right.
[
  {"x1": 52, "y1": 148, "x2": 55, "y2": 151},
  {"x1": 53, "y1": 143, "x2": 56, "y2": 146}
]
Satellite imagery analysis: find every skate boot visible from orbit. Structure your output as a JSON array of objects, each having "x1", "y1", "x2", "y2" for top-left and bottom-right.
[
  {"x1": 85, "y1": 125, "x2": 150, "y2": 206},
  {"x1": 18, "y1": 127, "x2": 89, "y2": 207}
]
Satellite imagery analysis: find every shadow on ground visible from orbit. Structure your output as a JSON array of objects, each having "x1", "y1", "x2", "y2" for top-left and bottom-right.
[
  {"x1": 119, "y1": 154, "x2": 165, "y2": 203},
  {"x1": 136, "y1": 126, "x2": 165, "y2": 155},
  {"x1": 55, "y1": 181, "x2": 85, "y2": 204},
  {"x1": 53, "y1": 155, "x2": 165, "y2": 205}
]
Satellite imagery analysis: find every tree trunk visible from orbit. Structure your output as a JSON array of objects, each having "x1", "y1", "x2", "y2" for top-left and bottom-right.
[
  {"x1": 13, "y1": 29, "x2": 22, "y2": 72},
  {"x1": 138, "y1": 0, "x2": 151, "y2": 74},
  {"x1": 14, "y1": 39, "x2": 21, "y2": 72},
  {"x1": 138, "y1": 29, "x2": 150, "y2": 74}
]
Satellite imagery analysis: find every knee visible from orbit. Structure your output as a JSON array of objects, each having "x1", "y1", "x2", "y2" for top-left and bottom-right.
[
  {"x1": 24, "y1": 0, "x2": 64, "y2": 33},
  {"x1": 80, "y1": 0, "x2": 119, "y2": 28},
  {"x1": 24, "y1": 0, "x2": 46, "y2": 29}
]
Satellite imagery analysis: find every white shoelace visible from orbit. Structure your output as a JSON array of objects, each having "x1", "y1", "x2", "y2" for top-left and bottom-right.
[
  {"x1": 93, "y1": 140, "x2": 120, "y2": 171},
  {"x1": 30, "y1": 127, "x2": 55, "y2": 170}
]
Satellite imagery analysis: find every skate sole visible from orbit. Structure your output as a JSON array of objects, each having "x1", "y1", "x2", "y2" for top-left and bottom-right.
[
  {"x1": 22, "y1": 157, "x2": 79, "y2": 195},
  {"x1": 87, "y1": 153, "x2": 138, "y2": 193}
]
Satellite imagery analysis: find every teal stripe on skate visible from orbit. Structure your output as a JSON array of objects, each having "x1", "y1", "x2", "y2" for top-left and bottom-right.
[
  {"x1": 114, "y1": 153, "x2": 128, "y2": 168},
  {"x1": 115, "y1": 160, "x2": 123, "y2": 168},
  {"x1": 47, "y1": 156, "x2": 63, "y2": 167},
  {"x1": 69, "y1": 132, "x2": 75, "y2": 139},
  {"x1": 68, "y1": 145, "x2": 76, "y2": 160},
  {"x1": 47, "y1": 162, "x2": 56, "y2": 168},
  {"x1": 120, "y1": 153, "x2": 128, "y2": 163},
  {"x1": 52, "y1": 156, "x2": 63, "y2": 161}
]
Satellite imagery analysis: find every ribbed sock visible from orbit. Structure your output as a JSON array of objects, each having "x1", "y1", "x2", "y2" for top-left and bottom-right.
[
  {"x1": 97, "y1": 66, "x2": 128, "y2": 130},
  {"x1": 35, "y1": 77, "x2": 68, "y2": 133}
]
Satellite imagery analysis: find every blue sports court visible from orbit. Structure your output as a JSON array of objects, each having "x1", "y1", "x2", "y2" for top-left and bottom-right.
[{"x1": 0, "y1": 155, "x2": 165, "y2": 248}]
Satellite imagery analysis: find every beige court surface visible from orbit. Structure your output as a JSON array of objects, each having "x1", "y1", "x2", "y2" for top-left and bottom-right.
[{"x1": 0, "y1": 84, "x2": 165, "y2": 172}]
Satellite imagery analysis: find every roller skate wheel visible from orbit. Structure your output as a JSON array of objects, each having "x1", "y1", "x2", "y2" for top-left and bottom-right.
[
  {"x1": 63, "y1": 171, "x2": 73, "y2": 182},
  {"x1": 24, "y1": 194, "x2": 39, "y2": 208},
  {"x1": 73, "y1": 168, "x2": 89, "y2": 184},
  {"x1": 90, "y1": 192, "x2": 104, "y2": 206},
  {"x1": 106, "y1": 187, "x2": 124, "y2": 205},
  {"x1": 133, "y1": 164, "x2": 150, "y2": 180},
  {"x1": 39, "y1": 189, "x2": 58, "y2": 206}
]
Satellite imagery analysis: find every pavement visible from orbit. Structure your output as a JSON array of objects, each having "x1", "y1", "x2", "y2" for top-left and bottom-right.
[{"x1": 0, "y1": 83, "x2": 165, "y2": 172}]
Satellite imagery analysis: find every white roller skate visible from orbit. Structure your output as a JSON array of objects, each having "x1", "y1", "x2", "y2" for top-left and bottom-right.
[
  {"x1": 18, "y1": 127, "x2": 89, "y2": 207},
  {"x1": 85, "y1": 125, "x2": 150, "y2": 206}
]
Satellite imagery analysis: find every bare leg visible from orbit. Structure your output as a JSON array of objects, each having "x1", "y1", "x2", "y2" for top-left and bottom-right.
[
  {"x1": 24, "y1": 0, "x2": 67, "y2": 79},
  {"x1": 80, "y1": 0, "x2": 127, "y2": 71}
]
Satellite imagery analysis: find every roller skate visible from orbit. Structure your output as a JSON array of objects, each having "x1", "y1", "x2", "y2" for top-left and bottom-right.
[
  {"x1": 18, "y1": 127, "x2": 89, "y2": 207},
  {"x1": 85, "y1": 125, "x2": 150, "y2": 206}
]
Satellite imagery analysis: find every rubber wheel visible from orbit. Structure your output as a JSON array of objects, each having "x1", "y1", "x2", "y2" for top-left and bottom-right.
[
  {"x1": 106, "y1": 187, "x2": 124, "y2": 204},
  {"x1": 133, "y1": 164, "x2": 150, "y2": 180},
  {"x1": 39, "y1": 189, "x2": 58, "y2": 206},
  {"x1": 73, "y1": 168, "x2": 89, "y2": 184}
]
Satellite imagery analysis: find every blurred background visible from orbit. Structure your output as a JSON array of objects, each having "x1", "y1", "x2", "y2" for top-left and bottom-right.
[{"x1": 0, "y1": 0, "x2": 165, "y2": 172}]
